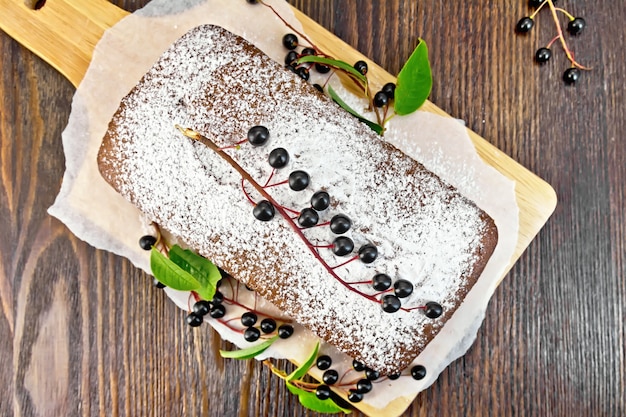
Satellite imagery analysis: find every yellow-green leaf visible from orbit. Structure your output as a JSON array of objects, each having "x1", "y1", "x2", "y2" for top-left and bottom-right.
[
  {"x1": 150, "y1": 248, "x2": 201, "y2": 291},
  {"x1": 219, "y1": 336, "x2": 278, "y2": 360}
]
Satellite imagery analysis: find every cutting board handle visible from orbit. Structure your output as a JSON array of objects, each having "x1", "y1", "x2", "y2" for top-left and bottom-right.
[{"x1": 0, "y1": 0, "x2": 129, "y2": 86}]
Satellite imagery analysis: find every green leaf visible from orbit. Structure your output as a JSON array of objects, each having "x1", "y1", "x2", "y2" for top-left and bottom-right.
[
  {"x1": 327, "y1": 85, "x2": 384, "y2": 135},
  {"x1": 150, "y1": 248, "x2": 201, "y2": 291},
  {"x1": 219, "y1": 336, "x2": 278, "y2": 360},
  {"x1": 287, "y1": 342, "x2": 319, "y2": 382},
  {"x1": 394, "y1": 39, "x2": 432, "y2": 115},
  {"x1": 297, "y1": 55, "x2": 367, "y2": 84},
  {"x1": 286, "y1": 382, "x2": 351, "y2": 414},
  {"x1": 168, "y1": 245, "x2": 221, "y2": 300}
]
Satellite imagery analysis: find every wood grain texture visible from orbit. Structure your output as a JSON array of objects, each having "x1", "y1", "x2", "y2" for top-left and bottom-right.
[{"x1": 0, "y1": 1, "x2": 624, "y2": 416}]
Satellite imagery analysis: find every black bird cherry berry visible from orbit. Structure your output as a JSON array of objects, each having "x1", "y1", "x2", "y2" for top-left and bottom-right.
[
  {"x1": 563, "y1": 67, "x2": 581, "y2": 84},
  {"x1": 260, "y1": 318, "x2": 277, "y2": 333},
  {"x1": 424, "y1": 301, "x2": 443, "y2": 318},
  {"x1": 315, "y1": 385, "x2": 331, "y2": 400},
  {"x1": 352, "y1": 360, "x2": 365, "y2": 372},
  {"x1": 394, "y1": 279, "x2": 414, "y2": 298},
  {"x1": 282, "y1": 33, "x2": 298, "y2": 50},
  {"x1": 298, "y1": 208, "x2": 319, "y2": 228},
  {"x1": 332, "y1": 236, "x2": 354, "y2": 256},
  {"x1": 246, "y1": 0, "x2": 258, "y2": 3},
  {"x1": 373, "y1": 91, "x2": 388, "y2": 108},
  {"x1": 516, "y1": 16, "x2": 534, "y2": 33},
  {"x1": 288, "y1": 170, "x2": 310, "y2": 191},
  {"x1": 241, "y1": 311, "x2": 258, "y2": 327},
  {"x1": 411, "y1": 365, "x2": 427, "y2": 380},
  {"x1": 353, "y1": 60, "x2": 368, "y2": 75},
  {"x1": 209, "y1": 303, "x2": 226, "y2": 319},
  {"x1": 315, "y1": 63, "x2": 330, "y2": 74},
  {"x1": 322, "y1": 369, "x2": 339, "y2": 385},
  {"x1": 528, "y1": 0, "x2": 544, "y2": 7},
  {"x1": 316, "y1": 355, "x2": 333, "y2": 370},
  {"x1": 212, "y1": 290, "x2": 224, "y2": 304},
  {"x1": 329, "y1": 214, "x2": 351, "y2": 234},
  {"x1": 296, "y1": 66, "x2": 310, "y2": 81},
  {"x1": 139, "y1": 235, "x2": 157, "y2": 250},
  {"x1": 193, "y1": 300, "x2": 212, "y2": 316},
  {"x1": 284, "y1": 50, "x2": 298, "y2": 66},
  {"x1": 381, "y1": 294, "x2": 401, "y2": 313},
  {"x1": 535, "y1": 47, "x2": 552, "y2": 64},
  {"x1": 358, "y1": 244, "x2": 378, "y2": 264},
  {"x1": 567, "y1": 17, "x2": 586, "y2": 35},
  {"x1": 348, "y1": 389, "x2": 364, "y2": 403},
  {"x1": 364, "y1": 367, "x2": 380, "y2": 381},
  {"x1": 253, "y1": 200, "x2": 275, "y2": 221},
  {"x1": 186, "y1": 312, "x2": 203, "y2": 327},
  {"x1": 301, "y1": 47, "x2": 316, "y2": 57},
  {"x1": 387, "y1": 373, "x2": 401, "y2": 380},
  {"x1": 153, "y1": 278, "x2": 166, "y2": 288},
  {"x1": 372, "y1": 273, "x2": 392, "y2": 291},
  {"x1": 312, "y1": 83, "x2": 324, "y2": 93},
  {"x1": 278, "y1": 324, "x2": 294, "y2": 339},
  {"x1": 381, "y1": 82, "x2": 396, "y2": 99},
  {"x1": 356, "y1": 379, "x2": 373, "y2": 394},
  {"x1": 244, "y1": 326, "x2": 261, "y2": 342},
  {"x1": 247, "y1": 125, "x2": 270, "y2": 146},
  {"x1": 268, "y1": 147, "x2": 289, "y2": 168},
  {"x1": 311, "y1": 191, "x2": 330, "y2": 211}
]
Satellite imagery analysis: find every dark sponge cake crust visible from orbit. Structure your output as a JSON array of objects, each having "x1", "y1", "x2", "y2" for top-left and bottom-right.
[{"x1": 98, "y1": 25, "x2": 498, "y2": 374}]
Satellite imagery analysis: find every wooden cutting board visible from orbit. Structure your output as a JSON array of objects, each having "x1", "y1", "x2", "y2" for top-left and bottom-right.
[{"x1": 0, "y1": 0, "x2": 557, "y2": 415}]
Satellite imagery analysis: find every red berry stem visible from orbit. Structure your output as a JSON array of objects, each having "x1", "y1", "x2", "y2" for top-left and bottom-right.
[
  {"x1": 331, "y1": 255, "x2": 359, "y2": 270},
  {"x1": 175, "y1": 126, "x2": 407, "y2": 310}
]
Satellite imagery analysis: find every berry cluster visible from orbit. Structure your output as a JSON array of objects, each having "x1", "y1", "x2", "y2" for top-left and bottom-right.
[
  {"x1": 231, "y1": 125, "x2": 444, "y2": 317},
  {"x1": 516, "y1": 0, "x2": 590, "y2": 84},
  {"x1": 283, "y1": 353, "x2": 429, "y2": 406}
]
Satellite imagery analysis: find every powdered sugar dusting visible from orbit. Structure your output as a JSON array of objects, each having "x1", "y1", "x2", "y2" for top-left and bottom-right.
[{"x1": 98, "y1": 25, "x2": 497, "y2": 374}]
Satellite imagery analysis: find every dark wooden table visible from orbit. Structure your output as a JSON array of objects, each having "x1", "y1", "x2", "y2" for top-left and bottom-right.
[{"x1": 1, "y1": 1, "x2": 624, "y2": 416}]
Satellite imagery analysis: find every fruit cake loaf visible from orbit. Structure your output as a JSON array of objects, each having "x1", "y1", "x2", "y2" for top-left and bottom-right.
[{"x1": 97, "y1": 24, "x2": 498, "y2": 374}]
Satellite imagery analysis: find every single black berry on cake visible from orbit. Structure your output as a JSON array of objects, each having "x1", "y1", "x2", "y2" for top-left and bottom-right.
[
  {"x1": 139, "y1": 235, "x2": 157, "y2": 250},
  {"x1": 288, "y1": 170, "x2": 310, "y2": 191},
  {"x1": 358, "y1": 244, "x2": 378, "y2": 263},
  {"x1": 298, "y1": 208, "x2": 319, "y2": 228},
  {"x1": 424, "y1": 301, "x2": 443, "y2": 318},
  {"x1": 394, "y1": 279, "x2": 414, "y2": 298},
  {"x1": 247, "y1": 125, "x2": 270, "y2": 146},
  {"x1": 329, "y1": 214, "x2": 351, "y2": 234},
  {"x1": 253, "y1": 200, "x2": 275, "y2": 221},
  {"x1": 311, "y1": 190, "x2": 330, "y2": 211},
  {"x1": 296, "y1": 67, "x2": 310, "y2": 81},
  {"x1": 332, "y1": 236, "x2": 354, "y2": 256},
  {"x1": 268, "y1": 147, "x2": 289, "y2": 168},
  {"x1": 381, "y1": 294, "x2": 401, "y2": 313},
  {"x1": 372, "y1": 273, "x2": 392, "y2": 291}
]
